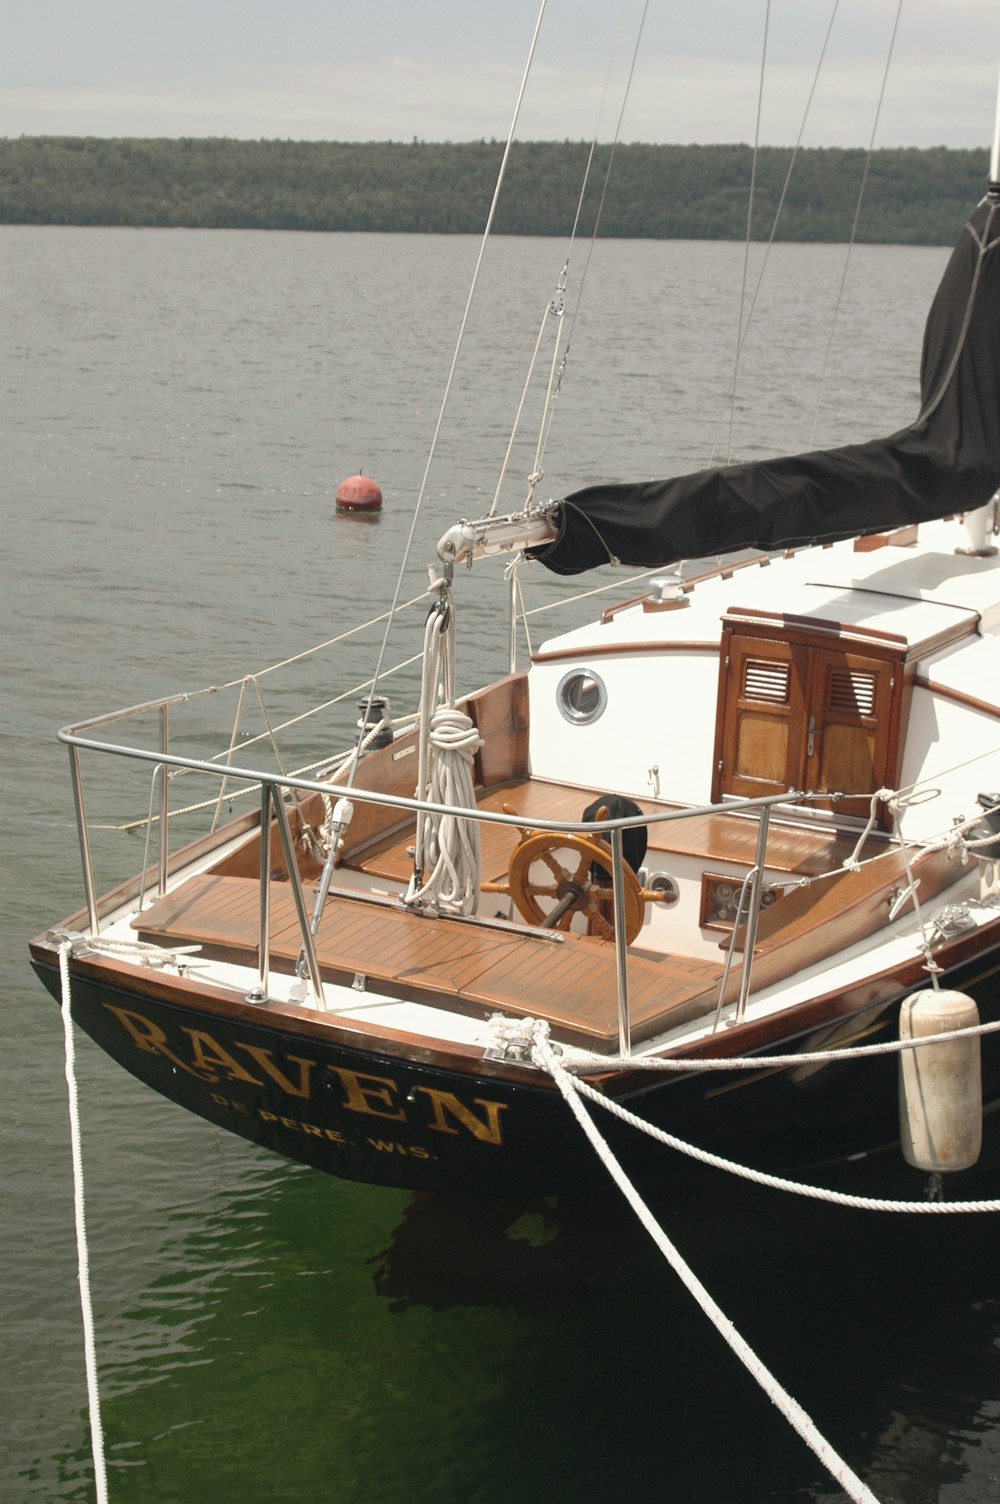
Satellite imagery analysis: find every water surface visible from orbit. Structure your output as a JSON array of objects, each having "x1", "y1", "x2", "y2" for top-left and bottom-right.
[{"x1": 4, "y1": 225, "x2": 998, "y2": 1504}]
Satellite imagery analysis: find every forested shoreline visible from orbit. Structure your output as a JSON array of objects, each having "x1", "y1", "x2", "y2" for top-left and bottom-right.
[{"x1": 0, "y1": 136, "x2": 989, "y2": 243}]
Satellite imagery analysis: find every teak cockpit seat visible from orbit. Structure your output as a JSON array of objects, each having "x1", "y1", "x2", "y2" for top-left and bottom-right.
[{"x1": 132, "y1": 874, "x2": 721, "y2": 1051}]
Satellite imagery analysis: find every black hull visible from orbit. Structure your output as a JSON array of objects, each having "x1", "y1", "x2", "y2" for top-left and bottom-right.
[{"x1": 32, "y1": 946, "x2": 1000, "y2": 1197}]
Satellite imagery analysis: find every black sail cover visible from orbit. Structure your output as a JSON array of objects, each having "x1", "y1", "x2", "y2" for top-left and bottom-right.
[{"x1": 530, "y1": 195, "x2": 1000, "y2": 576}]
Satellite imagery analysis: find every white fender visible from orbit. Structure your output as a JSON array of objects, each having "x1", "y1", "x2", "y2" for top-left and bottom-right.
[{"x1": 898, "y1": 989, "x2": 982, "y2": 1172}]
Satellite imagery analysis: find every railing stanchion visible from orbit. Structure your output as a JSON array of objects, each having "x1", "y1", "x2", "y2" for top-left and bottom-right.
[
  {"x1": 611, "y1": 827, "x2": 632, "y2": 1057},
  {"x1": 158, "y1": 705, "x2": 170, "y2": 898},
  {"x1": 271, "y1": 789, "x2": 327, "y2": 1010},
  {"x1": 68, "y1": 745, "x2": 100, "y2": 936},
  {"x1": 735, "y1": 804, "x2": 772, "y2": 1025},
  {"x1": 246, "y1": 784, "x2": 272, "y2": 1004}
]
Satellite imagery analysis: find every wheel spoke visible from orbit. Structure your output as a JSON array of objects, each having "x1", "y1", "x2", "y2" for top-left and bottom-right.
[{"x1": 585, "y1": 902, "x2": 614, "y2": 940}]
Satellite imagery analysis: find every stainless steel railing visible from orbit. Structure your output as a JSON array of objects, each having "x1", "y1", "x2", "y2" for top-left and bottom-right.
[{"x1": 59, "y1": 698, "x2": 801, "y2": 1053}]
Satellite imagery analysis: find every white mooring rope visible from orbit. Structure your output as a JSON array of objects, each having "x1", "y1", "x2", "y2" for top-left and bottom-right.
[
  {"x1": 59, "y1": 942, "x2": 110, "y2": 1504},
  {"x1": 561, "y1": 1012, "x2": 1000, "y2": 1076},
  {"x1": 561, "y1": 1071, "x2": 1000, "y2": 1215},
  {"x1": 531, "y1": 1023, "x2": 881, "y2": 1504}
]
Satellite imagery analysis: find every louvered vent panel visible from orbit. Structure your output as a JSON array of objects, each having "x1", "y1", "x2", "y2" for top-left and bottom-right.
[
  {"x1": 742, "y1": 659, "x2": 791, "y2": 705},
  {"x1": 828, "y1": 669, "x2": 876, "y2": 716}
]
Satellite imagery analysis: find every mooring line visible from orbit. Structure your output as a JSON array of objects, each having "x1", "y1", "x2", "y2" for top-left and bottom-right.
[
  {"x1": 532, "y1": 1023, "x2": 880, "y2": 1504},
  {"x1": 59, "y1": 942, "x2": 110, "y2": 1504}
]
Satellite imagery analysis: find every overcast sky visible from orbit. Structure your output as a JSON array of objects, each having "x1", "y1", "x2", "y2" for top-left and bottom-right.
[{"x1": 2, "y1": 0, "x2": 997, "y2": 150}]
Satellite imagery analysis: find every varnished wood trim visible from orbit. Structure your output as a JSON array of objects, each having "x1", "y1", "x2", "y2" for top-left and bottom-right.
[
  {"x1": 465, "y1": 670, "x2": 530, "y2": 787},
  {"x1": 913, "y1": 675, "x2": 1000, "y2": 721},
  {"x1": 683, "y1": 552, "x2": 774, "y2": 586},
  {"x1": 724, "y1": 607, "x2": 908, "y2": 647},
  {"x1": 660, "y1": 916, "x2": 1000, "y2": 1067},
  {"x1": 598, "y1": 552, "x2": 776, "y2": 624},
  {"x1": 532, "y1": 640, "x2": 718, "y2": 664},
  {"x1": 853, "y1": 524, "x2": 919, "y2": 551},
  {"x1": 723, "y1": 605, "x2": 978, "y2": 663},
  {"x1": 28, "y1": 937, "x2": 547, "y2": 1084}
]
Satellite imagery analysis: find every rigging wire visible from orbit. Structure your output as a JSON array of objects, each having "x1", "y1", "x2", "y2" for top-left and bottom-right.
[
  {"x1": 708, "y1": 0, "x2": 840, "y2": 466},
  {"x1": 807, "y1": 0, "x2": 905, "y2": 446},
  {"x1": 488, "y1": 0, "x2": 652, "y2": 517},
  {"x1": 725, "y1": 0, "x2": 772, "y2": 466},
  {"x1": 532, "y1": 0, "x2": 653, "y2": 490},
  {"x1": 343, "y1": 0, "x2": 551, "y2": 792}
]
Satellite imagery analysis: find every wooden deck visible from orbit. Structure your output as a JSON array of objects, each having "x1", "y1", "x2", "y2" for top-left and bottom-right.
[
  {"x1": 134, "y1": 875, "x2": 723, "y2": 1051},
  {"x1": 346, "y1": 775, "x2": 877, "y2": 886},
  {"x1": 133, "y1": 820, "x2": 962, "y2": 1053}
]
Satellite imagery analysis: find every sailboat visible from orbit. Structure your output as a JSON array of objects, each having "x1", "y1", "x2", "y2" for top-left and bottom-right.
[{"x1": 29, "y1": 30, "x2": 1000, "y2": 1200}]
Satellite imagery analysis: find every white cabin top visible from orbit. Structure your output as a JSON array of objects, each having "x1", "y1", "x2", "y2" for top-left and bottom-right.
[{"x1": 526, "y1": 523, "x2": 1000, "y2": 830}]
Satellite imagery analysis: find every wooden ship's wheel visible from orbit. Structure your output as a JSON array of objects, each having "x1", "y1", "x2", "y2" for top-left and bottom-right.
[
  {"x1": 509, "y1": 831, "x2": 643, "y2": 942},
  {"x1": 485, "y1": 822, "x2": 668, "y2": 944}
]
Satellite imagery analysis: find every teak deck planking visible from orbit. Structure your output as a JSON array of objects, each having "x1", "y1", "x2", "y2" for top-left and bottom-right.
[
  {"x1": 134, "y1": 874, "x2": 722, "y2": 1050},
  {"x1": 345, "y1": 775, "x2": 875, "y2": 885}
]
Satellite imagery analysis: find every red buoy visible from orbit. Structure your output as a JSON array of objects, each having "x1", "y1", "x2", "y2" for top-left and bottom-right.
[{"x1": 335, "y1": 473, "x2": 383, "y2": 511}]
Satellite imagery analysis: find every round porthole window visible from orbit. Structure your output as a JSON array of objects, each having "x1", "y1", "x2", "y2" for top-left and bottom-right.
[{"x1": 557, "y1": 668, "x2": 607, "y2": 724}]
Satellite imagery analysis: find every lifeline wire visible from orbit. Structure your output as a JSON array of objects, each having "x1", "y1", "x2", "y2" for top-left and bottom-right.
[
  {"x1": 532, "y1": 1025, "x2": 881, "y2": 1504},
  {"x1": 59, "y1": 943, "x2": 109, "y2": 1504},
  {"x1": 346, "y1": 0, "x2": 550, "y2": 791}
]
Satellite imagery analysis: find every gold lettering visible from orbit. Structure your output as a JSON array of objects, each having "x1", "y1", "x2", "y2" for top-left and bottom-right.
[
  {"x1": 102, "y1": 1004, "x2": 215, "y2": 1081},
  {"x1": 413, "y1": 1088, "x2": 507, "y2": 1145},
  {"x1": 181, "y1": 1028, "x2": 264, "y2": 1086},
  {"x1": 210, "y1": 1092, "x2": 251, "y2": 1115},
  {"x1": 233, "y1": 1043, "x2": 316, "y2": 1099},
  {"x1": 367, "y1": 1138, "x2": 428, "y2": 1158},
  {"x1": 326, "y1": 1067, "x2": 405, "y2": 1121},
  {"x1": 258, "y1": 1108, "x2": 345, "y2": 1144}
]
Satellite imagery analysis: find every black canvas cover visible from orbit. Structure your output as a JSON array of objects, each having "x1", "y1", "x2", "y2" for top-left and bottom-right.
[{"x1": 530, "y1": 195, "x2": 1000, "y2": 576}]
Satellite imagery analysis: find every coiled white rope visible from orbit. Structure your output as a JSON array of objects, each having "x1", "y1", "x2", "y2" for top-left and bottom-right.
[
  {"x1": 407, "y1": 702, "x2": 483, "y2": 915},
  {"x1": 405, "y1": 592, "x2": 483, "y2": 915},
  {"x1": 54, "y1": 934, "x2": 201, "y2": 967},
  {"x1": 59, "y1": 942, "x2": 109, "y2": 1504},
  {"x1": 531, "y1": 1023, "x2": 881, "y2": 1504}
]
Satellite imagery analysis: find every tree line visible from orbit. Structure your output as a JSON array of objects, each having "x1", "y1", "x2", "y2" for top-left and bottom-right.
[{"x1": 0, "y1": 136, "x2": 990, "y2": 244}]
